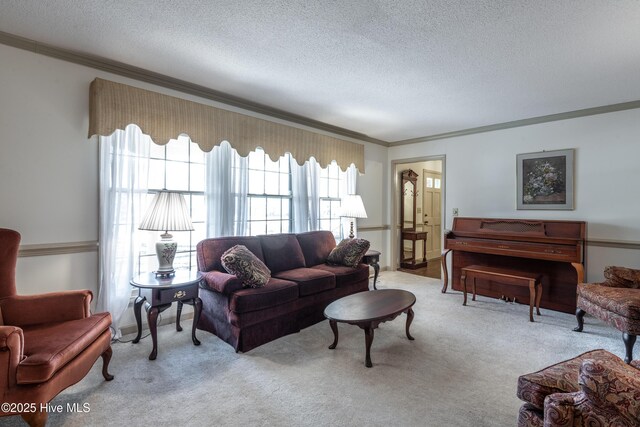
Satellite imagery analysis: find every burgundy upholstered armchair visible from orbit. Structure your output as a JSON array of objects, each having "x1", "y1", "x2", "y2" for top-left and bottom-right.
[
  {"x1": 574, "y1": 266, "x2": 640, "y2": 363},
  {"x1": 517, "y1": 349, "x2": 640, "y2": 427},
  {"x1": 0, "y1": 228, "x2": 114, "y2": 427}
]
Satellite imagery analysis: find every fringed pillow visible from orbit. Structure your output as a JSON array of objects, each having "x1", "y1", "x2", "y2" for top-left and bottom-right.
[
  {"x1": 327, "y1": 238, "x2": 370, "y2": 268},
  {"x1": 221, "y1": 245, "x2": 271, "y2": 288}
]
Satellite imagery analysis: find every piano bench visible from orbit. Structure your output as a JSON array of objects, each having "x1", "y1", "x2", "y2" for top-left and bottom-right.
[{"x1": 460, "y1": 265, "x2": 543, "y2": 322}]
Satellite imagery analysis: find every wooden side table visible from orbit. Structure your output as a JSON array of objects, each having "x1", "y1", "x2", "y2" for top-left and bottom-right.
[
  {"x1": 362, "y1": 250, "x2": 381, "y2": 289},
  {"x1": 130, "y1": 270, "x2": 203, "y2": 360}
]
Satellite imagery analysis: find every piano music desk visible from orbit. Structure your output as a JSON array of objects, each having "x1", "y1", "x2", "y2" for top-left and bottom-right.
[{"x1": 461, "y1": 265, "x2": 542, "y2": 322}]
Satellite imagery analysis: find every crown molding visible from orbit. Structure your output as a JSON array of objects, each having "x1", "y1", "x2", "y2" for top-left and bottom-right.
[
  {"x1": 0, "y1": 31, "x2": 389, "y2": 147},
  {"x1": 391, "y1": 100, "x2": 640, "y2": 146}
]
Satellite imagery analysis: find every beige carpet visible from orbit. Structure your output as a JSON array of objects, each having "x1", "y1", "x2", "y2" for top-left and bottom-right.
[{"x1": 3, "y1": 272, "x2": 624, "y2": 427}]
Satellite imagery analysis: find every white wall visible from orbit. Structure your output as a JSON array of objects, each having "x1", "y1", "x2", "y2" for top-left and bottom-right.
[
  {"x1": 0, "y1": 44, "x2": 385, "y2": 328},
  {"x1": 388, "y1": 108, "x2": 640, "y2": 281}
]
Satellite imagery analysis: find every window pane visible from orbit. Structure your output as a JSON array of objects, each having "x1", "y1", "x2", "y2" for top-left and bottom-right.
[
  {"x1": 265, "y1": 155, "x2": 279, "y2": 172},
  {"x1": 280, "y1": 157, "x2": 290, "y2": 173},
  {"x1": 248, "y1": 170, "x2": 264, "y2": 194},
  {"x1": 165, "y1": 161, "x2": 189, "y2": 191},
  {"x1": 281, "y1": 199, "x2": 290, "y2": 219},
  {"x1": 190, "y1": 142, "x2": 205, "y2": 164},
  {"x1": 250, "y1": 221, "x2": 266, "y2": 236},
  {"x1": 280, "y1": 173, "x2": 289, "y2": 196},
  {"x1": 190, "y1": 163, "x2": 205, "y2": 192},
  {"x1": 166, "y1": 138, "x2": 189, "y2": 162},
  {"x1": 148, "y1": 159, "x2": 165, "y2": 190},
  {"x1": 251, "y1": 198, "x2": 266, "y2": 220},
  {"x1": 266, "y1": 220, "x2": 281, "y2": 234},
  {"x1": 248, "y1": 150, "x2": 263, "y2": 169},
  {"x1": 328, "y1": 179, "x2": 339, "y2": 198},
  {"x1": 264, "y1": 172, "x2": 279, "y2": 195},
  {"x1": 267, "y1": 198, "x2": 281, "y2": 219},
  {"x1": 149, "y1": 142, "x2": 165, "y2": 159},
  {"x1": 191, "y1": 194, "x2": 206, "y2": 222},
  {"x1": 281, "y1": 219, "x2": 290, "y2": 232}
]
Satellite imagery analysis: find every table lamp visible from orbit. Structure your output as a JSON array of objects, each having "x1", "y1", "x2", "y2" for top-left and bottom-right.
[
  {"x1": 340, "y1": 194, "x2": 368, "y2": 239},
  {"x1": 139, "y1": 190, "x2": 194, "y2": 277}
]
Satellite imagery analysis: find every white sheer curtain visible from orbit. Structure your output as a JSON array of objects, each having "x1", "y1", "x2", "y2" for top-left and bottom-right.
[
  {"x1": 290, "y1": 157, "x2": 321, "y2": 233},
  {"x1": 205, "y1": 141, "x2": 248, "y2": 237},
  {"x1": 97, "y1": 125, "x2": 150, "y2": 338}
]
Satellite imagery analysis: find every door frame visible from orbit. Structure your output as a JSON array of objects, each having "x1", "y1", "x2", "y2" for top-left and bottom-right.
[{"x1": 390, "y1": 155, "x2": 446, "y2": 271}]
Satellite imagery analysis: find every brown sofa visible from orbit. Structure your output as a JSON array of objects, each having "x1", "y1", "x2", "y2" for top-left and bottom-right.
[{"x1": 196, "y1": 231, "x2": 370, "y2": 352}]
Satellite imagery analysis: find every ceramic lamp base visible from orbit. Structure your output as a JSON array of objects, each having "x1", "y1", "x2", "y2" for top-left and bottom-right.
[{"x1": 154, "y1": 233, "x2": 177, "y2": 277}]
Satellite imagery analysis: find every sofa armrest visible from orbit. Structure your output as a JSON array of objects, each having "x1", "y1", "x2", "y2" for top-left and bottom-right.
[
  {"x1": 0, "y1": 326, "x2": 24, "y2": 390},
  {"x1": 0, "y1": 290, "x2": 92, "y2": 327},
  {"x1": 543, "y1": 392, "x2": 577, "y2": 427},
  {"x1": 200, "y1": 271, "x2": 243, "y2": 295},
  {"x1": 576, "y1": 359, "x2": 640, "y2": 423}
]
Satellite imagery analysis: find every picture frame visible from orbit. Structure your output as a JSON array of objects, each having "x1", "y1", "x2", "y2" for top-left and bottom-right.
[{"x1": 516, "y1": 149, "x2": 574, "y2": 210}]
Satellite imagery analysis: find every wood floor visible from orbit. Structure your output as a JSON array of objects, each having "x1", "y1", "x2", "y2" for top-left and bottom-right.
[{"x1": 398, "y1": 257, "x2": 441, "y2": 280}]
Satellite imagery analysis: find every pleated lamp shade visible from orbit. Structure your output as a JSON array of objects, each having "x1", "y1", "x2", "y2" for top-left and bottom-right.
[
  {"x1": 340, "y1": 194, "x2": 367, "y2": 239},
  {"x1": 139, "y1": 191, "x2": 194, "y2": 233}
]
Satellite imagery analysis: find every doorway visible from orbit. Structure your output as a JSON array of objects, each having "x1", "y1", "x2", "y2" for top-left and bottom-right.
[{"x1": 392, "y1": 156, "x2": 445, "y2": 280}]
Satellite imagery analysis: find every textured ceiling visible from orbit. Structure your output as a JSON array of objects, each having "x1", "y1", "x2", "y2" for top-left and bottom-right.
[{"x1": 1, "y1": 0, "x2": 639, "y2": 143}]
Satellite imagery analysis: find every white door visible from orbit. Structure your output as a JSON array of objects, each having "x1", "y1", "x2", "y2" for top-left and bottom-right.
[{"x1": 423, "y1": 169, "x2": 442, "y2": 260}]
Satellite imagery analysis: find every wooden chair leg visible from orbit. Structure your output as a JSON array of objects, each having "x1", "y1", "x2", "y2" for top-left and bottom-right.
[
  {"x1": 573, "y1": 308, "x2": 586, "y2": 332},
  {"x1": 535, "y1": 283, "x2": 542, "y2": 315},
  {"x1": 461, "y1": 272, "x2": 467, "y2": 306},
  {"x1": 21, "y1": 410, "x2": 47, "y2": 427},
  {"x1": 101, "y1": 346, "x2": 115, "y2": 381},
  {"x1": 623, "y1": 333, "x2": 636, "y2": 364}
]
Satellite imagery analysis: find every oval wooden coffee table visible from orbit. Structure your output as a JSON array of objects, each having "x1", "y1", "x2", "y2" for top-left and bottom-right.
[{"x1": 324, "y1": 289, "x2": 416, "y2": 367}]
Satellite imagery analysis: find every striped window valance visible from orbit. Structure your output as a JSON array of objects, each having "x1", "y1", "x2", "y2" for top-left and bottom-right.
[{"x1": 88, "y1": 78, "x2": 364, "y2": 172}]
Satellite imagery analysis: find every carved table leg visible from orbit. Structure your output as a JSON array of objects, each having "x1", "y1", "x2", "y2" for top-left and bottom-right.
[
  {"x1": 132, "y1": 295, "x2": 145, "y2": 344},
  {"x1": 176, "y1": 300, "x2": 183, "y2": 332},
  {"x1": 372, "y1": 260, "x2": 380, "y2": 290},
  {"x1": 328, "y1": 320, "x2": 339, "y2": 349},
  {"x1": 472, "y1": 277, "x2": 477, "y2": 301},
  {"x1": 364, "y1": 326, "x2": 374, "y2": 368},
  {"x1": 406, "y1": 308, "x2": 415, "y2": 340},
  {"x1": 147, "y1": 305, "x2": 159, "y2": 360},
  {"x1": 441, "y1": 249, "x2": 451, "y2": 293},
  {"x1": 192, "y1": 297, "x2": 202, "y2": 346},
  {"x1": 21, "y1": 411, "x2": 47, "y2": 427}
]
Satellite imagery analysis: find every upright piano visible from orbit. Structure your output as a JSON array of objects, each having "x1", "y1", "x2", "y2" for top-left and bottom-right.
[{"x1": 441, "y1": 217, "x2": 586, "y2": 314}]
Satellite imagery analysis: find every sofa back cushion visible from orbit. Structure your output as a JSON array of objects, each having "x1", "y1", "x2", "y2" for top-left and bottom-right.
[
  {"x1": 259, "y1": 234, "x2": 305, "y2": 273},
  {"x1": 197, "y1": 236, "x2": 264, "y2": 272},
  {"x1": 296, "y1": 230, "x2": 336, "y2": 267}
]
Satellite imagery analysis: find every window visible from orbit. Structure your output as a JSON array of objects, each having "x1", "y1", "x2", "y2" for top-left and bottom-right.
[
  {"x1": 137, "y1": 136, "x2": 206, "y2": 275},
  {"x1": 318, "y1": 162, "x2": 348, "y2": 240},
  {"x1": 244, "y1": 148, "x2": 292, "y2": 236}
]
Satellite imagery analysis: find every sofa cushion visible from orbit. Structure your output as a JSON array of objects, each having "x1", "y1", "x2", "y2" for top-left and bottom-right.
[
  {"x1": 577, "y1": 283, "x2": 640, "y2": 320},
  {"x1": 273, "y1": 268, "x2": 336, "y2": 296},
  {"x1": 229, "y1": 278, "x2": 298, "y2": 314},
  {"x1": 17, "y1": 312, "x2": 112, "y2": 384},
  {"x1": 197, "y1": 236, "x2": 264, "y2": 273},
  {"x1": 259, "y1": 234, "x2": 306, "y2": 273},
  {"x1": 516, "y1": 349, "x2": 624, "y2": 410},
  {"x1": 221, "y1": 245, "x2": 271, "y2": 288},
  {"x1": 296, "y1": 230, "x2": 337, "y2": 267},
  {"x1": 311, "y1": 263, "x2": 369, "y2": 288},
  {"x1": 327, "y1": 238, "x2": 370, "y2": 267}
]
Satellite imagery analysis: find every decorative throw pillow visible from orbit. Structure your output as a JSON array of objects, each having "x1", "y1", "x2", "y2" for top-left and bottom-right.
[
  {"x1": 221, "y1": 245, "x2": 271, "y2": 288},
  {"x1": 604, "y1": 266, "x2": 640, "y2": 289},
  {"x1": 326, "y1": 238, "x2": 370, "y2": 268}
]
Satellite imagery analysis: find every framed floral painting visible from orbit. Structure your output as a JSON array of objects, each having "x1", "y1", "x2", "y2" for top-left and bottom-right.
[{"x1": 516, "y1": 149, "x2": 574, "y2": 210}]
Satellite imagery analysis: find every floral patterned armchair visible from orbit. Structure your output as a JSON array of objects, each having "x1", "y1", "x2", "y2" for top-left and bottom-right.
[
  {"x1": 574, "y1": 266, "x2": 640, "y2": 363},
  {"x1": 517, "y1": 349, "x2": 640, "y2": 427}
]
